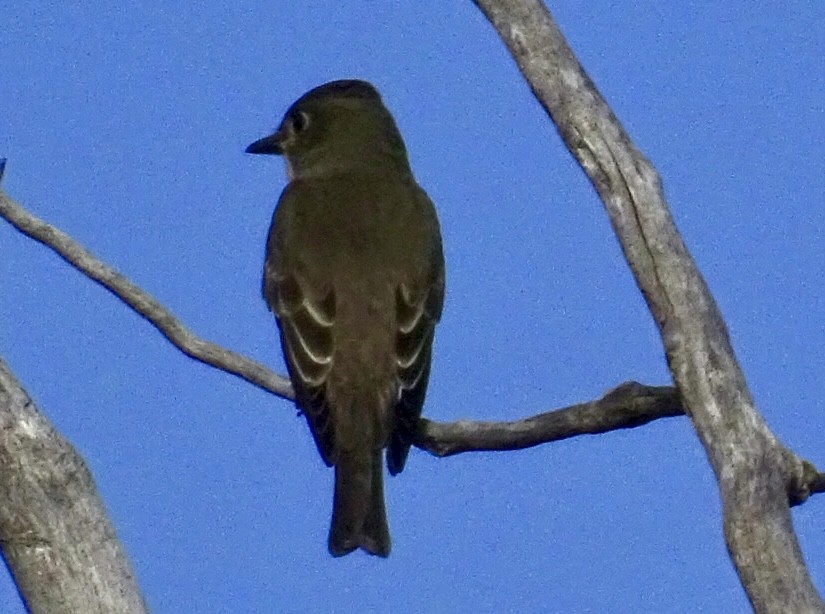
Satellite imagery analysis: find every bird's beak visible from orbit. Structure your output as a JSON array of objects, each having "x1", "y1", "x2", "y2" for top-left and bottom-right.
[{"x1": 246, "y1": 130, "x2": 284, "y2": 155}]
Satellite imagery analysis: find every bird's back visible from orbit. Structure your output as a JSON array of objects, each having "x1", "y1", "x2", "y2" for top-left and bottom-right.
[{"x1": 266, "y1": 170, "x2": 440, "y2": 459}]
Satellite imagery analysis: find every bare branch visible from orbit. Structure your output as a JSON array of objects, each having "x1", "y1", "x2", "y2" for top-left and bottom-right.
[
  {"x1": 811, "y1": 472, "x2": 825, "y2": 496},
  {"x1": 788, "y1": 461, "x2": 825, "y2": 507},
  {"x1": 416, "y1": 381, "x2": 682, "y2": 456},
  {"x1": 4, "y1": 20, "x2": 823, "y2": 603},
  {"x1": 0, "y1": 189, "x2": 294, "y2": 401},
  {"x1": 0, "y1": 359, "x2": 147, "y2": 613},
  {"x1": 470, "y1": 1, "x2": 823, "y2": 611},
  {"x1": 4, "y1": 186, "x2": 822, "y2": 507},
  {"x1": 1, "y1": 190, "x2": 695, "y2": 460}
]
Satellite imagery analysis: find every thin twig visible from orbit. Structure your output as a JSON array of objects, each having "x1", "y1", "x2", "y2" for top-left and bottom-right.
[
  {"x1": 415, "y1": 382, "x2": 683, "y2": 456},
  {"x1": 0, "y1": 189, "x2": 294, "y2": 400}
]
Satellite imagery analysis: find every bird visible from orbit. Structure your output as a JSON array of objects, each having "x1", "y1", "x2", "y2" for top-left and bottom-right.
[{"x1": 246, "y1": 80, "x2": 445, "y2": 557}]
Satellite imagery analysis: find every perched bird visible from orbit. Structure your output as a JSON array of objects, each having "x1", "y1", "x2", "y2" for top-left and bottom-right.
[{"x1": 247, "y1": 80, "x2": 445, "y2": 557}]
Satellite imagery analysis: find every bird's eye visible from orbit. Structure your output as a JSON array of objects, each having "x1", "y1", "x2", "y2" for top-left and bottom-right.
[{"x1": 292, "y1": 111, "x2": 310, "y2": 132}]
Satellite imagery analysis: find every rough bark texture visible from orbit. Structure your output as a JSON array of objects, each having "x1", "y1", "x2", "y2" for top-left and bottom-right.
[
  {"x1": 470, "y1": 1, "x2": 823, "y2": 612},
  {"x1": 0, "y1": 360, "x2": 147, "y2": 613},
  {"x1": 2, "y1": 4, "x2": 823, "y2": 610}
]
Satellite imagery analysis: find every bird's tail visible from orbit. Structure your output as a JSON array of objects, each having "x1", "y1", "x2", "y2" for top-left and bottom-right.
[{"x1": 329, "y1": 447, "x2": 390, "y2": 557}]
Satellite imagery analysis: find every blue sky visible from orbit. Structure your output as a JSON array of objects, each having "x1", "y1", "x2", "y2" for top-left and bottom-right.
[{"x1": 1, "y1": 2, "x2": 823, "y2": 612}]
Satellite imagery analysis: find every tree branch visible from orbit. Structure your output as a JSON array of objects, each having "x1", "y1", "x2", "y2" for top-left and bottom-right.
[
  {"x1": 470, "y1": 1, "x2": 823, "y2": 611},
  {"x1": 3, "y1": 13, "x2": 824, "y2": 603},
  {"x1": 416, "y1": 380, "x2": 824, "y2": 509},
  {"x1": 0, "y1": 189, "x2": 293, "y2": 401},
  {"x1": 415, "y1": 381, "x2": 682, "y2": 456},
  {"x1": 3, "y1": 185, "x2": 822, "y2": 510},
  {"x1": 0, "y1": 359, "x2": 148, "y2": 613},
  {"x1": 0, "y1": 190, "x2": 693, "y2": 456}
]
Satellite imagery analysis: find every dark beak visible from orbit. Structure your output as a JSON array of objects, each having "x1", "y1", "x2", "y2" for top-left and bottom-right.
[{"x1": 245, "y1": 130, "x2": 284, "y2": 155}]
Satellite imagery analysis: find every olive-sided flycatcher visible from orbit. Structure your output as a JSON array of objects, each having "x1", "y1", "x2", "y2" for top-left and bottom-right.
[{"x1": 246, "y1": 80, "x2": 445, "y2": 557}]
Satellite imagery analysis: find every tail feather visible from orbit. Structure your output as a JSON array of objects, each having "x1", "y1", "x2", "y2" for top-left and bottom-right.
[
  {"x1": 360, "y1": 449, "x2": 390, "y2": 556},
  {"x1": 329, "y1": 448, "x2": 390, "y2": 557}
]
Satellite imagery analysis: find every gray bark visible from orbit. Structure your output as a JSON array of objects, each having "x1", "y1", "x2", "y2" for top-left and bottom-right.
[
  {"x1": 0, "y1": 359, "x2": 147, "y2": 613},
  {"x1": 469, "y1": 1, "x2": 824, "y2": 611},
  {"x1": 0, "y1": 2, "x2": 823, "y2": 611}
]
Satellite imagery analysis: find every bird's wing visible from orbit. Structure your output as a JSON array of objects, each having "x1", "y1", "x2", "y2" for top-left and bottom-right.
[
  {"x1": 267, "y1": 268, "x2": 338, "y2": 466},
  {"x1": 388, "y1": 189, "x2": 445, "y2": 475},
  {"x1": 395, "y1": 270, "x2": 442, "y2": 396},
  {"x1": 263, "y1": 186, "x2": 339, "y2": 466}
]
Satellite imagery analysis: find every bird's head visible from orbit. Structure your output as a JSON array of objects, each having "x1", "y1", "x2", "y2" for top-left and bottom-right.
[{"x1": 246, "y1": 79, "x2": 410, "y2": 180}]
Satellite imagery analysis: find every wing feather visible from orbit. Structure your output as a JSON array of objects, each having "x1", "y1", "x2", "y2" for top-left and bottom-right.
[
  {"x1": 388, "y1": 260, "x2": 444, "y2": 475},
  {"x1": 267, "y1": 266, "x2": 339, "y2": 465}
]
